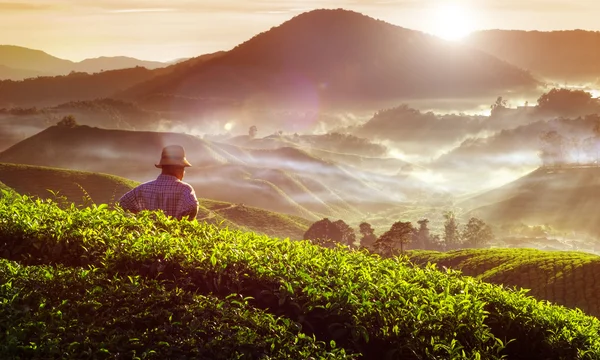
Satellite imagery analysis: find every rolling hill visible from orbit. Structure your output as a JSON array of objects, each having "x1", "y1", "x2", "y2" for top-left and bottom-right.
[
  {"x1": 0, "y1": 125, "x2": 418, "y2": 220},
  {"x1": 0, "y1": 45, "x2": 168, "y2": 77},
  {"x1": 0, "y1": 162, "x2": 137, "y2": 206},
  {"x1": 465, "y1": 30, "x2": 600, "y2": 81},
  {"x1": 409, "y1": 248, "x2": 600, "y2": 318},
  {"x1": 120, "y1": 9, "x2": 538, "y2": 109},
  {"x1": 0, "y1": 64, "x2": 47, "y2": 80},
  {"x1": 0, "y1": 162, "x2": 311, "y2": 240},
  {"x1": 461, "y1": 166, "x2": 600, "y2": 236}
]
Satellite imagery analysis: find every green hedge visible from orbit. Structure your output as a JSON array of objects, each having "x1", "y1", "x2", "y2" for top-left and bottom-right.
[
  {"x1": 2, "y1": 191, "x2": 600, "y2": 359},
  {"x1": 0, "y1": 259, "x2": 349, "y2": 359}
]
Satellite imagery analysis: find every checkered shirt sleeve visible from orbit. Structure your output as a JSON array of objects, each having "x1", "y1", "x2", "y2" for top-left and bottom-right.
[{"x1": 118, "y1": 174, "x2": 199, "y2": 220}]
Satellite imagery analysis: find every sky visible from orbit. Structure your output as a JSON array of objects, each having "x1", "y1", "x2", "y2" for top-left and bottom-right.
[{"x1": 1, "y1": 0, "x2": 599, "y2": 62}]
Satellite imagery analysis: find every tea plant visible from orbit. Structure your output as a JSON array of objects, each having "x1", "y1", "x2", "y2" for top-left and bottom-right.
[{"x1": 2, "y1": 191, "x2": 600, "y2": 359}]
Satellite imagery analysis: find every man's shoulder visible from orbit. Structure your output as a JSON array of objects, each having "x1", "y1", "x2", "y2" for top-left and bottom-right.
[{"x1": 178, "y1": 180, "x2": 195, "y2": 192}]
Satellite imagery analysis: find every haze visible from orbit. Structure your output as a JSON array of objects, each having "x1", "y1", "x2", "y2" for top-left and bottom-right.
[{"x1": 2, "y1": 0, "x2": 600, "y2": 61}]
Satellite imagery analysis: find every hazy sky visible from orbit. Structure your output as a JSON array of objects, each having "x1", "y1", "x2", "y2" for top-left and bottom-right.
[{"x1": 1, "y1": 0, "x2": 599, "y2": 62}]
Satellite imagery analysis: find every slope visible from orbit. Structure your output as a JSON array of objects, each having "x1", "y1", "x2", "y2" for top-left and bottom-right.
[
  {"x1": 0, "y1": 45, "x2": 73, "y2": 74},
  {"x1": 0, "y1": 162, "x2": 137, "y2": 206},
  {"x1": 121, "y1": 9, "x2": 538, "y2": 108},
  {"x1": 409, "y1": 248, "x2": 600, "y2": 318},
  {"x1": 465, "y1": 30, "x2": 600, "y2": 81},
  {"x1": 0, "y1": 125, "x2": 412, "y2": 219},
  {"x1": 0, "y1": 162, "x2": 311, "y2": 239},
  {"x1": 462, "y1": 167, "x2": 600, "y2": 235},
  {"x1": 0, "y1": 64, "x2": 47, "y2": 80}
]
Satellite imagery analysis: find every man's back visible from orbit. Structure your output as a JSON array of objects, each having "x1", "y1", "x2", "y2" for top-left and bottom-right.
[{"x1": 119, "y1": 174, "x2": 198, "y2": 220}]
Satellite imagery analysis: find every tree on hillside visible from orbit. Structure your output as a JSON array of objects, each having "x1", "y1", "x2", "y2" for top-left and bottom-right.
[
  {"x1": 443, "y1": 212, "x2": 461, "y2": 250},
  {"x1": 358, "y1": 222, "x2": 377, "y2": 249},
  {"x1": 374, "y1": 221, "x2": 414, "y2": 256},
  {"x1": 333, "y1": 219, "x2": 357, "y2": 247},
  {"x1": 536, "y1": 88, "x2": 600, "y2": 117},
  {"x1": 462, "y1": 217, "x2": 494, "y2": 248},
  {"x1": 304, "y1": 218, "x2": 355, "y2": 248},
  {"x1": 57, "y1": 114, "x2": 78, "y2": 128},
  {"x1": 490, "y1": 96, "x2": 508, "y2": 117},
  {"x1": 539, "y1": 130, "x2": 566, "y2": 167},
  {"x1": 249, "y1": 125, "x2": 258, "y2": 139},
  {"x1": 414, "y1": 219, "x2": 432, "y2": 250}
]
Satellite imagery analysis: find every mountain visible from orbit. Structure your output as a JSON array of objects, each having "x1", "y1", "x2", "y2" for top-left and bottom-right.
[
  {"x1": 0, "y1": 45, "x2": 170, "y2": 78},
  {"x1": 120, "y1": 9, "x2": 538, "y2": 108},
  {"x1": 0, "y1": 67, "x2": 159, "y2": 107},
  {"x1": 461, "y1": 167, "x2": 600, "y2": 236},
  {"x1": 71, "y1": 56, "x2": 167, "y2": 73},
  {"x1": 0, "y1": 51, "x2": 227, "y2": 108},
  {"x1": 0, "y1": 125, "x2": 420, "y2": 220},
  {"x1": 0, "y1": 45, "x2": 73, "y2": 74},
  {"x1": 465, "y1": 30, "x2": 600, "y2": 82},
  {"x1": 0, "y1": 64, "x2": 48, "y2": 80}
]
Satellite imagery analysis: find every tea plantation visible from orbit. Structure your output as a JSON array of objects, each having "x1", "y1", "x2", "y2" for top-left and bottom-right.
[{"x1": 1, "y1": 191, "x2": 600, "y2": 359}]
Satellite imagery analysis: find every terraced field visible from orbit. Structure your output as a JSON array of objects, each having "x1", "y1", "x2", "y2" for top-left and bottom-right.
[
  {"x1": 409, "y1": 248, "x2": 600, "y2": 318},
  {"x1": 1, "y1": 192, "x2": 600, "y2": 359}
]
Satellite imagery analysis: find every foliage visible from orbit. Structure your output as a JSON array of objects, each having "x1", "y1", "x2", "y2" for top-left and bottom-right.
[
  {"x1": 358, "y1": 222, "x2": 377, "y2": 249},
  {"x1": 0, "y1": 259, "x2": 347, "y2": 359},
  {"x1": 443, "y1": 212, "x2": 461, "y2": 250},
  {"x1": 2, "y1": 192, "x2": 600, "y2": 359},
  {"x1": 462, "y1": 217, "x2": 494, "y2": 248},
  {"x1": 56, "y1": 114, "x2": 78, "y2": 128},
  {"x1": 374, "y1": 221, "x2": 414, "y2": 255},
  {"x1": 304, "y1": 218, "x2": 356, "y2": 248}
]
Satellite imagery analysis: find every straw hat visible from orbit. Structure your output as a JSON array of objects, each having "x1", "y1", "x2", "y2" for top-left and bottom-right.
[{"x1": 155, "y1": 145, "x2": 192, "y2": 168}]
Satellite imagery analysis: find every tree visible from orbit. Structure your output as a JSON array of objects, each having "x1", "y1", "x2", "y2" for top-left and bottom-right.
[
  {"x1": 374, "y1": 221, "x2": 414, "y2": 256},
  {"x1": 462, "y1": 217, "x2": 494, "y2": 248},
  {"x1": 358, "y1": 222, "x2": 377, "y2": 249},
  {"x1": 490, "y1": 96, "x2": 508, "y2": 116},
  {"x1": 536, "y1": 88, "x2": 600, "y2": 117},
  {"x1": 249, "y1": 125, "x2": 258, "y2": 139},
  {"x1": 539, "y1": 130, "x2": 565, "y2": 167},
  {"x1": 304, "y1": 218, "x2": 355, "y2": 248},
  {"x1": 57, "y1": 115, "x2": 78, "y2": 128},
  {"x1": 443, "y1": 211, "x2": 461, "y2": 250},
  {"x1": 414, "y1": 219, "x2": 431, "y2": 250},
  {"x1": 333, "y1": 219, "x2": 357, "y2": 247}
]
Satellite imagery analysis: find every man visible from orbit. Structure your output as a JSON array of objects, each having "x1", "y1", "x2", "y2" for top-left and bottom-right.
[{"x1": 119, "y1": 145, "x2": 199, "y2": 220}]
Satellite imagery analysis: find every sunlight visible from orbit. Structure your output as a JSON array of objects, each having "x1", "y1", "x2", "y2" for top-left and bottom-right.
[{"x1": 431, "y1": 3, "x2": 473, "y2": 41}]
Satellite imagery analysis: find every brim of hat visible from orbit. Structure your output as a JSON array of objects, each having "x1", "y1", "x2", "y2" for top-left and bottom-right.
[{"x1": 154, "y1": 159, "x2": 192, "y2": 168}]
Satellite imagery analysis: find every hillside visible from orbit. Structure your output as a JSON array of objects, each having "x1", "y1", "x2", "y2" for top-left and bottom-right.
[
  {"x1": 466, "y1": 30, "x2": 600, "y2": 81},
  {"x1": 0, "y1": 162, "x2": 310, "y2": 239},
  {"x1": 120, "y1": 9, "x2": 538, "y2": 108},
  {"x1": 0, "y1": 45, "x2": 73, "y2": 74},
  {"x1": 0, "y1": 162, "x2": 137, "y2": 206},
  {"x1": 2, "y1": 194, "x2": 600, "y2": 359},
  {"x1": 461, "y1": 167, "x2": 600, "y2": 236},
  {"x1": 0, "y1": 64, "x2": 47, "y2": 80},
  {"x1": 0, "y1": 45, "x2": 169, "y2": 77},
  {"x1": 0, "y1": 125, "x2": 417, "y2": 220},
  {"x1": 409, "y1": 248, "x2": 600, "y2": 318}
]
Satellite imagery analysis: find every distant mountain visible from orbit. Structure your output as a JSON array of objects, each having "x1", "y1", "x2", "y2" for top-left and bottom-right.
[
  {"x1": 0, "y1": 64, "x2": 48, "y2": 80},
  {"x1": 120, "y1": 9, "x2": 538, "y2": 108},
  {"x1": 0, "y1": 67, "x2": 159, "y2": 107},
  {"x1": 462, "y1": 167, "x2": 600, "y2": 237},
  {"x1": 0, "y1": 45, "x2": 73, "y2": 74},
  {"x1": 0, "y1": 125, "x2": 423, "y2": 220},
  {"x1": 465, "y1": 30, "x2": 600, "y2": 82},
  {"x1": 0, "y1": 45, "x2": 170, "y2": 79}
]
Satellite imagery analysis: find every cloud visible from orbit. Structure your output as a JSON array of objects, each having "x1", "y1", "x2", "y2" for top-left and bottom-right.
[
  {"x1": 0, "y1": 1, "x2": 60, "y2": 11},
  {"x1": 107, "y1": 8, "x2": 177, "y2": 13}
]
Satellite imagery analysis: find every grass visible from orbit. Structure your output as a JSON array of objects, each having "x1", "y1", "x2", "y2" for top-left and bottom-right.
[
  {"x1": 408, "y1": 248, "x2": 600, "y2": 318},
  {"x1": 2, "y1": 190, "x2": 600, "y2": 359},
  {"x1": 0, "y1": 162, "x2": 137, "y2": 206}
]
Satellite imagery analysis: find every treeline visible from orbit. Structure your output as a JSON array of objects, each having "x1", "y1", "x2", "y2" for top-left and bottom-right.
[{"x1": 303, "y1": 212, "x2": 494, "y2": 257}]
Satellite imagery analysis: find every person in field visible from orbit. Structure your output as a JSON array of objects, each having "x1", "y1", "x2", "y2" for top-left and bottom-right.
[{"x1": 119, "y1": 145, "x2": 199, "y2": 220}]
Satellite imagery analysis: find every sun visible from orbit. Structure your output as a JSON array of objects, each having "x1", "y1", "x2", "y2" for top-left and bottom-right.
[{"x1": 431, "y1": 3, "x2": 473, "y2": 41}]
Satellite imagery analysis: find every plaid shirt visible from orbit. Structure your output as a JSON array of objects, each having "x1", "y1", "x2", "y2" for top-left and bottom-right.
[{"x1": 119, "y1": 174, "x2": 199, "y2": 220}]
